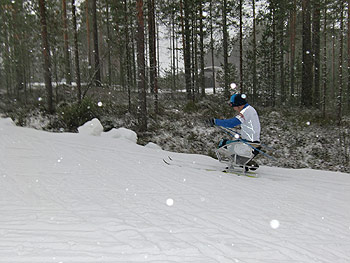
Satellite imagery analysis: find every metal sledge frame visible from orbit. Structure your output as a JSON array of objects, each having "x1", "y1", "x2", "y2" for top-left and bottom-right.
[
  {"x1": 216, "y1": 126, "x2": 275, "y2": 160},
  {"x1": 215, "y1": 126, "x2": 275, "y2": 173},
  {"x1": 215, "y1": 139, "x2": 259, "y2": 173}
]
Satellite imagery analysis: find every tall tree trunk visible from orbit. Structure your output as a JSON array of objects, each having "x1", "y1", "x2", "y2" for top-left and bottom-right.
[
  {"x1": 239, "y1": 0, "x2": 243, "y2": 93},
  {"x1": 2, "y1": 13, "x2": 12, "y2": 97},
  {"x1": 171, "y1": 2, "x2": 176, "y2": 91},
  {"x1": 72, "y1": 0, "x2": 82, "y2": 103},
  {"x1": 113, "y1": 0, "x2": 122, "y2": 87},
  {"x1": 278, "y1": 5, "x2": 285, "y2": 105},
  {"x1": 39, "y1": 0, "x2": 54, "y2": 113},
  {"x1": 337, "y1": 0, "x2": 344, "y2": 125},
  {"x1": 332, "y1": 21, "x2": 336, "y2": 100},
  {"x1": 271, "y1": 1, "x2": 276, "y2": 107},
  {"x1": 106, "y1": 1, "x2": 112, "y2": 86},
  {"x1": 290, "y1": 0, "x2": 296, "y2": 105},
  {"x1": 183, "y1": 0, "x2": 192, "y2": 101},
  {"x1": 62, "y1": 0, "x2": 72, "y2": 86},
  {"x1": 301, "y1": 0, "x2": 313, "y2": 107},
  {"x1": 124, "y1": 0, "x2": 132, "y2": 112},
  {"x1": 192, "y1": 9, "x2": 198, "y2": 98},
  {"x1": 136, "y1": 0, "x2": 147, "y2": 131},
  {"x1": 322, "y1": 3, "x2": 327, "y2": 117},
  {"x1": 85, "y1": 0, "x2": 92, "y2": 78},
  {"x1": 12, "y1": 3, "x2": 25, "y2": 102},
  {"x1": 210, "y1": 0, "x2": 216, "y2": 94},
  {"x1": 92, "y1": 0, "x2": 101, "y2": 86},
  {"x1": 147, "y1": 0, "x2": 158, "y2": 113},
  {"x1": 199, "y1": 1, "x2": 205, "y2": 98},
  {"x1": 222, "y1": 0, "x2": 230, "y2": 97},
  {"x1": 131, "y1": 11, "x2": 137, "y2": 90},
  {"x1": 312, "y1": 0, "x2": 321, "y2": 108},
  {"x1": 252, "y1": 0, "x2": 257, "y2": 103},
  {"x1": 347, "y1": 0, "x2": 350, "y2": 113}
]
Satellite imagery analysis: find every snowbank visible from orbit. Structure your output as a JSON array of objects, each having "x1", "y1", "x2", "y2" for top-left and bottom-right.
[
  {"x1": 77, "y1": 118, "x2": 104, "y2": 136},
  {"x1": 102, "y1": 127, "x2": 138, "y2": 143},
  {"x1": 0, "y1": 117, "x2": 15, "y2": 126},
  {"x1": 145, "y1": 142, "x2": 162, "y2": 150},
  {"x1": 77, "y1": 118, "x2": 138, "y2": 144}
]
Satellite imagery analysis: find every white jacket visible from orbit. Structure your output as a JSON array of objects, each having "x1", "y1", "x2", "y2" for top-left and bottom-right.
[
  {"x1": 215, "y1": 104, "x2": 261, "y2": 142},
  {"x1": 236, "y1": 105, "x2": 261, "y2": 142}
]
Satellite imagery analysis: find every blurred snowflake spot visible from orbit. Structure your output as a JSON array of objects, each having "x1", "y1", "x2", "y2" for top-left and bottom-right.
[
  {"x1": 270, "y1": 219, "x2": 280, "y2": 229},
  {"x1": 166, "y1": 198, "x2": 174, "y2": 206}
]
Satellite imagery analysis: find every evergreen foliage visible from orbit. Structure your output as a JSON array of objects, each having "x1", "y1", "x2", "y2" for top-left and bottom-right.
[{"x1": 58, "y1": 98, "x2": 101, "y2": 131}]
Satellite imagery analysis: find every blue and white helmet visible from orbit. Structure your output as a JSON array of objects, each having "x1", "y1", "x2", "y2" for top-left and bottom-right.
[{"x1": 230, "y1": 94, "x2": 247, "y2": 107}]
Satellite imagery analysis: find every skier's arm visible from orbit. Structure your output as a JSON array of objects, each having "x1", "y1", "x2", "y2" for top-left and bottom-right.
[{"x1": 214, "y1": 117, "x2": 242, "y2": 128}]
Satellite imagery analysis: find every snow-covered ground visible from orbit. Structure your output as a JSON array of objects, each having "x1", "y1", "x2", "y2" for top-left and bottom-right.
[{"x1": 1, "y1": 117, "x2": 350, "y2": 263}]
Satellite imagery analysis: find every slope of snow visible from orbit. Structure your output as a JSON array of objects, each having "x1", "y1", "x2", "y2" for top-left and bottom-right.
[{"x1": 1, "y1": 117, "x2": 349, "y2": 262}]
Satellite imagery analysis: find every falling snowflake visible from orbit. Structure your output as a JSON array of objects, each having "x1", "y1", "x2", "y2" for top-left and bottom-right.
[
  {"x1": 97, "y1": 101, "x2": 103, "y2": 107},
  {"x1": 166, "y1": 198, "x2": 174, "y2": 206},
  {"x1": 270, "y1": 219, "x2": 280, "y2": 229}
]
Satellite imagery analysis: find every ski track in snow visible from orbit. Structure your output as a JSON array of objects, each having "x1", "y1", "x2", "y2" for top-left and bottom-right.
[{"x1": 0, "y1": 119, "x2": 350, "y2": 262}]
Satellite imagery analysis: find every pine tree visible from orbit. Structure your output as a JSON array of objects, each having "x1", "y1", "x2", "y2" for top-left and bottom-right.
[
  {"x1": 290, "y1": 0, "x2": 297, "y2": 104},
  {"x1": 71, "y1": 0, "x2": 82, "y2": 103},
  {"x1": 252, "y1": 0, "x2": 257, "y2": 103},
  {"x1": 183, "y1": 0, "x2": 193, "y2": 101},
  {"x1": 222, "y1": 0, "x2": 230, "y2": 98},
  {"x1": 347, "y1": 0, "x2": 350, "y2": 113},
  {"x1": 337, "y1": 0, "x2": 344, "y2": 124},
  {"x1": 148, "y1": 0, "x2": 159, "y2": 113},
  {"x1": 312, "y1": 0, "x2": 321, "y2": 108},
  {"x1": 92, "y1": 0, "x2": 101, "y2": 86},
  {"x1": 39, "y1": 0, "x2": 54, "y2": 113},
  {"x1": 136, "y1": 0, "x2": 147, "y2": 131},
  {"x1": 62, "y1": 0, "x2": 72, "y2": 86},
  {"x1": 301, "y1": 0, "x2": 313, "y2": 107}
]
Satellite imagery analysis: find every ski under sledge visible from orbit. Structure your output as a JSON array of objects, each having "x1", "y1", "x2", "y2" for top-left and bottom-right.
[{"x1": 163, "y1": 156, "x2": 259, "y2": 178}]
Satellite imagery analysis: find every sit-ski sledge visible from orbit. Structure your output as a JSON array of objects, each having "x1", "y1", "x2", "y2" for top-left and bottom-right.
[{"x1": 215, "y1": 126, "x2": 273, "y2": 176}]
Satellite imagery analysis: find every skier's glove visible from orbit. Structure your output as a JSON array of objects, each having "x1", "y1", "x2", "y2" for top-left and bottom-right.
[{"x1": 205, "y1": 118, "x2": 216, "y2": 127}]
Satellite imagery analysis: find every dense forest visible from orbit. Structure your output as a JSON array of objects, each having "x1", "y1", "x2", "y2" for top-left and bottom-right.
[
  {"x1": 0, "y1": 0, "x2": 349, "y2": 171},
  {"x1": 1, "y1": 0, "x2": 350, "y2": 117}
]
